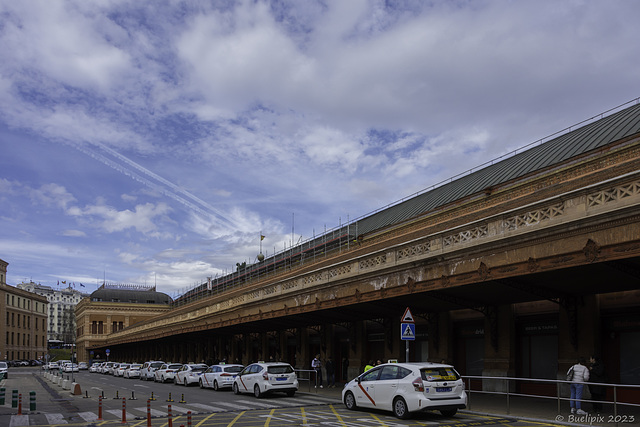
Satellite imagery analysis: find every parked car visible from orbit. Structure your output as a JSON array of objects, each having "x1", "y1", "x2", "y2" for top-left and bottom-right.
[
  {"x1": 63, "y1": 363, "x2": 79, "y2": 373},
  {"x1": 90, "y1": 362, "x2": 104, "y2": 373},
  {"x1": 0, "y1": 361, "x2": 8, "y2": 378},
  {"x1": 101, "y1": 362, "x2": 115, "y2": 374},
  {"x1": 114, "y1": 364, "x2": 131, "y2": 377},
  {"x1": 200, "y1": 364, "x2": 244, "y2": 390},
  {"x1": 342, "y1": 362, "x2": 466, "y2": 419},
  {"x1": 124, "y1": 364, "x2": 142, "y2": 379},
  {"x1": 174, "y1": 363, "x2": 208, "y2": 386},
  {"x1": 108, "y1": 363, "x2": 120, "y2": 375},
  {"x1": 154, "y1": 363, "x2": 183, "y2": 383},
  {"x1": 47, "y1": 362, "x2": 59, "y2": 371},
  {"x1": 140, "y1": 361, "x2": 164, "y2": 381},
  {"x1": 78, "y1": 362, "x2": 89, "y2": 370},
  {"x1": 232, "y1": 362, "x2": 298, "y2": 397}
]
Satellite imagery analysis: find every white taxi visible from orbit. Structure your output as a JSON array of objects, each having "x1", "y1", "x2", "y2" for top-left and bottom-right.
[
  {"x1": 342, "y1": 362, "x2": 466, "y2": 419},
  {"x1": 200, "y1": 364, "x2": 244, "y2": 390},
  {"x1": 174, "y1": 363, "x2": 208, "y2": 386},
  {"x1": 154, "y1": 363, "x2": 183, "y2": 383},
  {"x1": 232, "y1": 362, "x2": 298, "y2": 398}
]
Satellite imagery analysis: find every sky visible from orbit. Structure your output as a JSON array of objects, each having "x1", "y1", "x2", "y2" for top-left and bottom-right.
[{"x1": 1, "y1": 0, "x2": 639, "y2": 299}]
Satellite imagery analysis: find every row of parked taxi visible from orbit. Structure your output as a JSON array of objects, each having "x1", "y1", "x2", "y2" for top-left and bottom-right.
[{"x1": 89, "y1": 360, "x2": 299, "y2": 398}]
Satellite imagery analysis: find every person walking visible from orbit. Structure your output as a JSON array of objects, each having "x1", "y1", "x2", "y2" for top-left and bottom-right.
[
  {"x1": 589, "y1": 356, "x2": 606, "y2": 413},
  {"x1": 325, "y1": 356, "x2": 336, "y2": 388},
  {"x1": 568, "y1": 357, "x2": 590, "y2": 415},
  {"x1": 312, "y1": 354, "x2": 323, "y2": 388}
]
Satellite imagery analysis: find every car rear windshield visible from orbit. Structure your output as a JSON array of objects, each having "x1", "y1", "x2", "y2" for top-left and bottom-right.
[
  {"x1": 151, "y1": 362, "x2": 163, "y2": 368},
  {"x1": 267, "y1": 365, "x2": 294, "y2": 374},
  {"x1": 420, "y1": 367, "x2": 460, "y2": 381},
  {"x1": 0, "y1": 362, "x2": 7, "y2": 368},
  {"x1": 225, "y1": 366, "x2": 243, "y2": 373},
  {"x1": 168, "y1": 364, "x2": 182, "y2": 369},
  {"x1": 192, "y1": 367, "x2": 207, "y2": 372}
]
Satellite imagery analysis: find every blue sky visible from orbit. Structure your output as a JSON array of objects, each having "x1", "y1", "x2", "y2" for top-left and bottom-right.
[{"x1": 1, "y1": 0, "x2": 638, "y2": 298}]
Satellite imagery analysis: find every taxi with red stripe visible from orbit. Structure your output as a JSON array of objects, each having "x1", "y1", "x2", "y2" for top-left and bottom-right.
[
  {"x1": 232, "y1": 361, "x2": 298, "y2": 397},
  {"x1": 342, "y1": 361, "x2": 466, "y2": 419}
]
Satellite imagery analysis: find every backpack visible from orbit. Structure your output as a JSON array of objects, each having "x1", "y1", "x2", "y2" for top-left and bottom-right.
[{"x1": 566, "y1": 366, "x2": 574, "y2": 381}]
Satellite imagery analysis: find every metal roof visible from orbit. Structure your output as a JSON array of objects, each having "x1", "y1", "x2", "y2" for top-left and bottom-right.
[
  {"x1": 90, "y1": 287, "x2": 171, "y2": 304},
  {"x1": 353, "y1": 102, "x2": 640, "y2": 236}
]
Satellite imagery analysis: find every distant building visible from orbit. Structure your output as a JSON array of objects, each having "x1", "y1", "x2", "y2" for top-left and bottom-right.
[
  {"x1": 75, "y1": 284, "x2": 172, "y2": 362},
  {"x1": 16, "y1": 282, "x2": 88, "y2": 344},
  {"x1": 0, "y1": 258, "x2": 48, "y2": 361}
]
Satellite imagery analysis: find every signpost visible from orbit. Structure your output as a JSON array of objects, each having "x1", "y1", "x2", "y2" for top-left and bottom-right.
[{"x1": 401, "y1": 307, "x2": 415, "y2": 362}]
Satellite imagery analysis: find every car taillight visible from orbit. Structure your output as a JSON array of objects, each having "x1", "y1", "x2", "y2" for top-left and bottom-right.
[
  {"x1": 412, "y1": 377, "x2": 424, "y2": 392},
  {"x1": 220, "y1": 373, "x2": 231, "y2": 376},
  {"x1": 167, "y1": 370, "x2": 173, "y2": 373},
  {"x1": 262, "y1": 372, "x2": 269, "y2": 380}
]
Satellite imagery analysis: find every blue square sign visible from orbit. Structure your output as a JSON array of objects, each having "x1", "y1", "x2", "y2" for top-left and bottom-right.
[{"x1": 401, "y1": 323, "x2": 415, "y2": 340}]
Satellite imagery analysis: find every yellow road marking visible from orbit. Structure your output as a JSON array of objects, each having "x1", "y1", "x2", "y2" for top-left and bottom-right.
[
  {"x1": 265, "y1": 408, "x2": 276, "y2": 427},
  {"x1": 329, "y1": 403, "x2": 348, "y2": 426},
  {"x1": 195, "y1": 412, "x2": 217, "y2": 427},
  {"x1": 301, "y1": 406, "x2": 307, "y2": 425},
  {"x1": 226, "y1": 410, "x2": 246, "y2": 427}
]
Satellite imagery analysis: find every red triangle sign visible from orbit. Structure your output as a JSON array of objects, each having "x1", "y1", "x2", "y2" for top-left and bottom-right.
[{"x1": 402, "y1": 307, "x2": 414, "y2": 323}]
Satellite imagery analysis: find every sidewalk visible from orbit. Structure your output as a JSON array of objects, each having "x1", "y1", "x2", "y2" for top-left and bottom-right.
[{"x1": 302, "y1": 382, "x2": 639, "y2": 426}]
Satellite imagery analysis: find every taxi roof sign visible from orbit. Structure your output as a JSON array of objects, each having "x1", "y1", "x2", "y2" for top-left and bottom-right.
[{"x1": 401, "y1": 307, "x2": 414, "y2": 323}]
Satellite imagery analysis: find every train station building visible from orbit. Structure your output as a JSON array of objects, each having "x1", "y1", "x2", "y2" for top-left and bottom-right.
[{"x1": 75, "y1": 103, "x2": 640, "y2": 399}]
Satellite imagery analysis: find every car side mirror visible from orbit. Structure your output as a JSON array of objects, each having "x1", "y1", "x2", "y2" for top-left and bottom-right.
[{"x1": 356, "y1": 377, "x2": 361, "y2": 384}]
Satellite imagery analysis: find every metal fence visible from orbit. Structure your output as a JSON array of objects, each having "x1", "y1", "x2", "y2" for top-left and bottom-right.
[{"x1": 463, "y1": 375, "x2": 639, "y2": 426}]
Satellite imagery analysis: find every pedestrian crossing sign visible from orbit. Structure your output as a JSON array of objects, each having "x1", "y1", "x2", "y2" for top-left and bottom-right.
[{"x1": 401, "y1": 323, "x2": 415, "y2": 340}]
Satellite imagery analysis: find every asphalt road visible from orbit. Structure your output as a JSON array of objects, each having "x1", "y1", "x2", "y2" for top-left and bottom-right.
[{"x1": 0, "y1": 368, "x2": 572, "y2": 427}]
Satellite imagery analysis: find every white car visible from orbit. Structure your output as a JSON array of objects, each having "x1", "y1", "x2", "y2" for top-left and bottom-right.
[
  {"x1": 124, "y1": 364, "x2": 142, "y2": 379},
  {"x1": 90, "y1": 363, "x2": 104, "y2": 373},
  {"x1": 63, "y1": 363, "x2": 79, "y2": 373},
  {"x1": 114, "y1": 364, "x2": 131, "y2": 377},
  {"x1": 342, "y1": 362, "x2": 466, "y2": 419},
  {"x1": 154, "y1": 363, "x2": 183, "y2": 383},
  {"x1": 232, "y1": 362, "x2": 298, "y2": 397},
  {"x1": 101, "y1": 362, "x2": 115, "y2": 374},
  {"x1": 0, "y1": 361, "x2": 8, "y2": 378},
  {"x1": 200, "y1": 364, "x2": 244, "y2": 390},
  {"x1": 47, "y1": 362, "x2": 59, "y2": 371},
  {"x1": 140, "y1": 361, "x2": 164, "y2": 381},
  {"x1": 174, "y1": 363, "x2": 208, "y2": 386},
  {"x1": 78, "y1": 362, "x2": 89, "y2": 370}
]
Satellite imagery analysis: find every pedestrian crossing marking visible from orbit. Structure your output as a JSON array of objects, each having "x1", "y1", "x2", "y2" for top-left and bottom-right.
[
  {"x1": 44, "y1": 413, "x2": 67, "y2": 424},
  {"x1": 189, "y1": 403, "x2": 226, "y2": 412}
]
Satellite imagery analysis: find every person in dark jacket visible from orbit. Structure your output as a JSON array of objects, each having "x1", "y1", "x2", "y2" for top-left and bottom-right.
[
  {"x1": 589, "y1": 356, "x2": 606, "y2": 413},
  {"x1": 325, "y1": 356, "x2": 336, "y2": 387}
]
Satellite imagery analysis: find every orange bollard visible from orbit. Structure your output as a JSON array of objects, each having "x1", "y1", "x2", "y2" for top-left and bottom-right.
[
  {"x1": 187, "y1": 410, "x2": 192, "y2": 427},
  {"x1": 18, "y1": 394, "x2": 22, "y2": 415},
  {"x1": 147, "y1": 399, "x2": 151, "y2": 427},
  {"x1": 168, "y1": 404, "x2": 173, "y2": 427},
  {"x1": 121, "y1": 397, "x2": 126, "y2": 423},
  {"x1": 98, "y1": 396, "x2": 103, "y2": 420}
]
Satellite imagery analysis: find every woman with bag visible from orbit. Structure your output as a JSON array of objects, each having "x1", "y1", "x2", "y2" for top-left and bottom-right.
[{"x1": 568, "y1": 357, "x2": 590, "y2": 415}]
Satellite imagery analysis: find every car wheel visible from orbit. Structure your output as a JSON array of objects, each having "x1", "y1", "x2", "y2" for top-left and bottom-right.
[
  {"x1": 199, "y1": 379, "x2": 204, "y2": 388},
  {"x1": 184, "y1": 379, "x2": 188, "y2": 386},
  {"x1": 344, "y1": 391, "x2": 357, "y2": 410},
  {"x1": 286, "y1": 390, "x2": 295, "y2": 397},
  {"x1": 173, "y1": 377, "x2": 178, "y2": 385},
  {"x1": 440, "y1": 409, "x2": 458, "y2": 417},
  {"x1": 392, "y1": 397, "x2": 410, "y2": 419},
  {"x1": 213, "y1": 380, "x2": 219, "y2": 391},
  {"x1": 254, "y1": 384, "x2": 262, "y2": 398},
  {"x1": 161, "y1": 376, "x2": 165, "y2": 383},
  {"x1": 233, "y1": 383, "x2": 240, "y2": 395}
]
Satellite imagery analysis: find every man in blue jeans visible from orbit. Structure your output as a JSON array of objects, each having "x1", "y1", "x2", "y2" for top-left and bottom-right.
[{"x1": 568, "y1": 357, "x2": 590, "y2": 415}]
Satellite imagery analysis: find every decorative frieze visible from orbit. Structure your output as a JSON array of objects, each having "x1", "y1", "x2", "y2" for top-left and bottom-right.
[
  {"x1": 328, "y1": 264, "x2": 352, "y2": 278},
  {"x1": 587, "y1": 180, "x2": 640, "y2": 208},
  {"x1": 443, "y1": 225, "x2": 488, "y2": 247},
  {"x1": 504, "y1": 203, "x2": 564, "y2": 231},
  {"x1": 397, "y1": 241, "x2": 431, "y2": 260},
  {"x1": 359, "y1": 254, "x2": 387, "y2": 270}
]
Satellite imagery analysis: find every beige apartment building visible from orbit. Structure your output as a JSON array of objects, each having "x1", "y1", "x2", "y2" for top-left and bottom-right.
[{"x1": 0, "y1": 258, "x2": 49, "y2": 362}]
